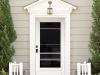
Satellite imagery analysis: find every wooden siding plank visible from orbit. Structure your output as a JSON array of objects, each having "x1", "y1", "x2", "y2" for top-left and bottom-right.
[
  {"x1": 71, "y1": 42, "x2": 89, "y2": 48},
  {"x1": 10, "y1": 1, "x2": 93, "y2": 7},
  {"x1": 71, "y1": 63, "x2": 77, "y2": 69},
  {"x1": 71, "y1": 21, "x2": 92, "y2": 27},
  {"x1": 73, "y1": 7, "x2": 92, "y2": 14},
  {"x1": 12, "y1": 42, "x2": 29, "y2": 48},
  {"x1": 16, "y1": 34, "x2": 29, "y2": 41},
  {"x1": 12, "y1": 14, "x2": 29, "y2": 20},
  {"x1": 71, "y1": 35, "x2": 90, "y2": 41},
  {"x1": 13, "y1": 56, "x2": 29, "y2": 62},
  {"x1": 15, "y1": 28, "x2": 29, "y2": 34},
  {"x1": 71, "y1": 70, "x2": 77, "y2": 75},
  {"x1": 24, "y1": 63, "x2": 29, "y2": 69},
  {"x1": 11, "y1": 7, "x2": 28, "y2": 14},
  {"x1": 24, "y1": 70, "x2": 30, "y2": 75},
  {"x1": 67, "y1": 1, "x2": 93, "y2": 7},
  {"x1": 15, "y1": 49, "x2": 29, "y2": 55},
  {"x1": 10, "y1": 1, "x2": 34, "y2": 7},
  {"x1": 71, "y1": 56, "x2": 91, "y2": 62},
  {"x1": 71, "y1": 28, "x2": 92, "y2": 34},
  {"x1": 13, "y1": 21, "x2": 29, "y2": 27},
  {"x1": 71, "y1": 49, "x2": 91, "y2": 55},
  {"x1": 71, "y1": 14, "x2": 92, "y2": 20}
]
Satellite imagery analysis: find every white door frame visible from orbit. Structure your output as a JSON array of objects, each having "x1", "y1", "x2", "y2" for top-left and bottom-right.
[{"x1": 29, "y1": 14, "x2": 70, "y2": 75}]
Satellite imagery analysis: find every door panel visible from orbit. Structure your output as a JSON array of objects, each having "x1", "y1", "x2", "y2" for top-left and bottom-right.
[
  {"x1": 37, "y1": 71, "x2": 62, "y2": 75},
  {"x1": 36, "y1": 19, "x2": 64, "y2": 75}
]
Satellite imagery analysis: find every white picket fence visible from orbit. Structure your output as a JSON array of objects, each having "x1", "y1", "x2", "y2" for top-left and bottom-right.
[
  {"x1": 9, "y1": 62, "x2": 23, "y2": 75},
  {"x1": 77, "y1": 62, "x2": 91, "y2": 75}
]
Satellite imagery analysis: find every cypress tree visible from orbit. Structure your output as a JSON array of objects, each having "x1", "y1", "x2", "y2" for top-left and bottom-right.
[
  {"x1": 88, "y1": 0, "x2": 100, "y2": 74},
  {"x1": 0, "y1": 0, "x2": 17, "y2": 72}
]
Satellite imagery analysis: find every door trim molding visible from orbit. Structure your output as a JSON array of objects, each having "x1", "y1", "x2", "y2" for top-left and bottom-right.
[{"x1": 30, "y1": 14, "x2": 70, "y2": 75}]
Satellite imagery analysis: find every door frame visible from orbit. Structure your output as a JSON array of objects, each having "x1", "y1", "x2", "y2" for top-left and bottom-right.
[{"x1": 30, "y1": 15, "x2": 70, "y2": 75}]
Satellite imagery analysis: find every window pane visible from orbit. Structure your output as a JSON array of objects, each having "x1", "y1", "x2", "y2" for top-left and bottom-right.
[
  {"x1": 40, "y1": 54, "x2": 60, "y2": 59},
  {"x1": 40, "y1": 45, "x2": 60, "y2": 52},
  {"x1": 40, "y1": 60, "x2": 60, "y2": 68},
  {"x1": 40, "y1": 29, "x2": 60, "y2": 44},
  {"x1": 40, "y1": 22, "x2": 61, "y2": 68},
  {"x1": 40, "y1": 22, "x2": 60, "y2": 28}
]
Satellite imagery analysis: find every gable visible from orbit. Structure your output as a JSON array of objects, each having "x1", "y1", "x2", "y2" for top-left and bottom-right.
[{"x1": 24, "y1": 0, "x2": 76, "y2": 13}]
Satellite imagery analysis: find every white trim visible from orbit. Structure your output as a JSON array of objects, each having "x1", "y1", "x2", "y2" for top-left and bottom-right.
[
  {"x1": 30, "y1": 14, "x2": 36, "y2": 75},
  {"x1": 64, "y1": 14, "x2": 70, "y2": 75},
  {"x1": 30, "y1": 16, "x2": 70, "y2": 75},
  {"x1": 24, "y1": 0, "x2": 76, "y2": 10},
  {"x1": 61, "y1": 19, "x2": 65, "y2": 75}
]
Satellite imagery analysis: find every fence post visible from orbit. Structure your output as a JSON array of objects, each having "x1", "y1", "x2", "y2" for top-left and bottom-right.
[
  {"x1": 77, "y1": 63, "x2": 81, "y2": 75},
  {"x1": 9, "y1": 62, "x2": 12, "y2": 75},
  {"x1": 88, "y1": 63, "x2": 91, "y2": 75},
  {"x1": 19, "y1": 62, "x2": 23, "y2": 75}
]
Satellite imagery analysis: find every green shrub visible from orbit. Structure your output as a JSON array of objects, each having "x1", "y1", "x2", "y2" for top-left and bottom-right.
[{"x1": 0, "y1": 69, "x2": 8, "y2": 75}]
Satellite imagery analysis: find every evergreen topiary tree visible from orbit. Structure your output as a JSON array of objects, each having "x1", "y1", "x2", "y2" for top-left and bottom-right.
[
  {"x1": 88, "y1": 0, "x2": 100, "y2": 74},
  {"x1": 0, "y1": 0, "x2": 17, "y2": 72}
]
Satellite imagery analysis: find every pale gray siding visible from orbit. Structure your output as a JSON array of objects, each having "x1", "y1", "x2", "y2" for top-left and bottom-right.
[{"x1": 9, "y1": 0, "x2": 93, "y2": 75}]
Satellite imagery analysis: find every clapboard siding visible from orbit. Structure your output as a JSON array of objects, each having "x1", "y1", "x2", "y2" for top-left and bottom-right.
[
  {"x1": 12, "y1": 42, "x2": 29, "y2": 48},
  {"x1": 71, "y1": 49, "x2": 91, "y2": 55},
  {"x1": 71, "y1": 63, "x2": 77, "y2": 70},
  {"x1": 13, "y1": 21, "x2": 29, "y2": 27},
  {"x1": 71, "y1": 28, "x2": 91, "y2": 34},
  {"x1": 71, "y1": 70, "x2": 77, "y2": 75},
  {"x1": 71, "y1": 21, "x2": 92, "y2": 27},
  {"x1": 71, "y1": 42, "x2": 89, "y2": 48},
  {"x1": 73, "y1": 7, "x2": 92, "y2": 14},
  {"x1": 13, "y1": 56, "x2": 29, "y2": 62},
  {"x1": 24, "y1": 63, "x2": 30, "y2": 69},
  {"x1": 10, "y1": 1, "x2": 93, "y2": 7},
  {"x1": 15, "y1": 34, "x2": 29, "y2": 41},
  {"x1": 12, "y1": 14, "x2": 29, "y2": 21},
  {"x1": 11, "y1": 7, "x2": 28, "y2": 14},
  {"x1": 24, "y1": 70, "x2": 30, "y2": 75},
  {"x1": 9, "y1": 0, "x2": 93, "y2": 75},
  {"x1": 71, "y1": 14, "x2": 92, "y2": 20},
  {"x1": 15, "y1": 28, "x2": 29, "y2": 34},
  {"x1": 71, "y1": 56, "x2": 91, "y2": 63},
  {"x1": 15, "y1": 49, "x2": 29, "y2": 55},
  {"x1": 71, "y1": 35, "x2": 90, "y2": 41}
]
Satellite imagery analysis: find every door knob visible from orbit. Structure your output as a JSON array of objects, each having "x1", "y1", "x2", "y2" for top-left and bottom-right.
[{"x1": 36, "y1": 49, "x2": 38, "y2": 53}]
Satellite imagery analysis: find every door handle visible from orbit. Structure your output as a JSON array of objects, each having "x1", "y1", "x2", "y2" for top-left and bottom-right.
[{"x1": 36, "y1": 49, "x2": 38, "y2": 53}]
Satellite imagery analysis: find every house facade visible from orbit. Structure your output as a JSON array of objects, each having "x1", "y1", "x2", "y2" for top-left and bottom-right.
[{"x1": 9, "y1": 0, "x2": 93, "y2": 75}]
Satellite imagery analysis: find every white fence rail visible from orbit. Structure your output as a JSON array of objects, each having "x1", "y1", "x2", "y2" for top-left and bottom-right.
[
  {"x1": 77, "y1": 62, "x2": 91, "y2": 75},
  {"x1": 9, "y1": 62, "x2": 23, "y2": 75}
]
